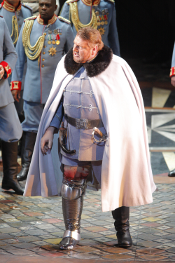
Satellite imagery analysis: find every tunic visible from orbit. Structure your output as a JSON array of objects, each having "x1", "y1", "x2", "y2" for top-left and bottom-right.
[
  {"x1": 50, "y1": 66, "x2": 106, "y2": 162},
  {"x1": 0, "y1": 0, "x2": 32, "y2": 114},
  {"x1": 0, "y1": 16, "x2": 17, "y2": 107},
  {"x1": 0, "y1": 16, "x2": 22, "y2": 141},
  {"x1": 11, "y1": 15, "x2": 74, "y2": 104},
  {"x1": 11, "y1": 14, "x2": 74, "y2": 132}
]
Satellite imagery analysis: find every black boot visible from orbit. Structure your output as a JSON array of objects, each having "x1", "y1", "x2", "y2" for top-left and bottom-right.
[
  {"x1": 168, "y1": 169, "x2": 175, "y2": 177},
  {"x1": 17, "y1": 132, "x2": 36, "y2": 181},
  {"x1": 112, "y1": 206, "x2": 132, "y2": 248},
  {"x1": 1, "y1": 140, "x2": 24, "y2": 195}
]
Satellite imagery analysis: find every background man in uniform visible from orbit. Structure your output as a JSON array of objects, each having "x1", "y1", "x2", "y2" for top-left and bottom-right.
[
  {"x1": 22, "y1": 0, "x2": 60, "y2": 16},
  {"x1": 24, "y1": 27, "x2": 155, "y2": 250},
  {"x1": 60, "y1": 0, "x2": 120, "y2": 56},
  {"x1": 11, "y1": 0, "x2": 73, "y2": 182},
  {"x1": 0, "y1": 0, "x2": 33, "y2": 120},
  {"x1": 0, "y1": 16, "x2": 23, "y2": 195},
  {"x1": 0, "y1": 0, "x2": 33, "y2": 47}
]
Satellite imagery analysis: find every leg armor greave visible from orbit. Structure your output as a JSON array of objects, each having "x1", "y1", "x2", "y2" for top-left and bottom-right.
[{"x1": 59, "y1": 178, "x2": 87, "y2": 250}]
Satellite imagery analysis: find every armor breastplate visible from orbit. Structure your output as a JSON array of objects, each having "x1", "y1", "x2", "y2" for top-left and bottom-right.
[
  {"x1": 62, "y1": 66, "x2": 106, "y2": 162},
  {"x1": 63, "y1": 66, "x2": 99, "y2": 120}
]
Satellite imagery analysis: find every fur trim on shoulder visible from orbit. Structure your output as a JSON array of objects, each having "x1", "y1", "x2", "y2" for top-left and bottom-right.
[{"x1": 64, "y1": 45, "x2": 113, "y2": 77}]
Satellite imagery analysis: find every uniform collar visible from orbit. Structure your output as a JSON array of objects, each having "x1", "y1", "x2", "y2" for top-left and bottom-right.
[
  {"x1": 37, "y1": 14, "x2": 57, "y2": 25},
  {"x1": 2, "y1": 0, "x2": 21, "y2": 12},
  {"x1": 81, "y1": 0, "x2": 100, "y2": 6}
]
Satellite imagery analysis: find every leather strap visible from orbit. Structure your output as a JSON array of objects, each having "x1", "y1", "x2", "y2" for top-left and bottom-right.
[{"x1": 65, "y1": 114, "x2": 103, "y2": 129}]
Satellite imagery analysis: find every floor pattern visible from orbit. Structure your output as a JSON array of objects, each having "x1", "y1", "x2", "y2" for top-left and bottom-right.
[
  {"x1": 1, "y1": 83, "x2": 175, "y2": 261},
  {"x1": 141, "y1": 87, "x2": 175, "y2": 108},
  {"x1": 0, "y1": 184, "x2": 175, "y2": 262},
  {"x1": 142, "y1": 87, "x2": 175, "y2": 175}
]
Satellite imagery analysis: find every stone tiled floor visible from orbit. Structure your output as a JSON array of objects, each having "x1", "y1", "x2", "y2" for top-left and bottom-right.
[{"x1": 1, "y1": 177, "x2": 175, "y2": 262}]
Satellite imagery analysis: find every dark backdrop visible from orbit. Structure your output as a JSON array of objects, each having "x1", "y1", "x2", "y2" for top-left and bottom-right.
[{"x1": 115, "y1": 0, "x2": 175, "y2": 62}]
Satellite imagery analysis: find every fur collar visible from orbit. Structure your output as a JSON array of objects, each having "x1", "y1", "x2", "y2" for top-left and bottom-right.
[{"x1": 64, "y1": 45, "x2": 113, "y2": 77}]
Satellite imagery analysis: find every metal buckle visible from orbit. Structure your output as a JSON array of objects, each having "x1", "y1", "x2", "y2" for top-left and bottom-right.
[{"x1": 76, "y1": 118, "x2": 88, "y2": 129}]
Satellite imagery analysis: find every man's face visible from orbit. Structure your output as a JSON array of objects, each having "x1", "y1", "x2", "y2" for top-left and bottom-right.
[
  {"x1": 73, "y1": 36, "x2": 94, "y2": 63},
  {"x1": 39, "y1": 0, "x2": 56, "y2": 21}
]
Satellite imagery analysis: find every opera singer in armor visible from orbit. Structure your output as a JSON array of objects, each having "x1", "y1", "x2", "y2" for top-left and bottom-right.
[{"x1": 24, "y1": 27, "x2": 156, "y2": 250}]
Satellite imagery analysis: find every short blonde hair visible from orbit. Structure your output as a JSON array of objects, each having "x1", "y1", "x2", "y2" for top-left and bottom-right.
[{"x1": 77, "y1": 27, "x2": 104, "y2": 51}]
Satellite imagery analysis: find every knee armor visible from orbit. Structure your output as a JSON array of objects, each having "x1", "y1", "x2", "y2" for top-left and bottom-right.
[{"x1": 61, "y1": 178, "x2": 86, "y2": 200}]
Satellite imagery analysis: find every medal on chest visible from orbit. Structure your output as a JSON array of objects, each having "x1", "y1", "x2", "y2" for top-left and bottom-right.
[
  {"x1": 95, "y1": 9, "x2": 108, "y2": 35},
  {"x1": 47, "y1": 29, "x2": 62, "y2": 46},
  {"x1": 48, "y1": 46, "x2": 57, "y2": 56}
]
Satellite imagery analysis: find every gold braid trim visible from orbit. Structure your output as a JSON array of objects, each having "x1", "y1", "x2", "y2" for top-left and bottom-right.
[
  {"x1": 69, "y1": 2, "x2": 97, "y2": 32},
  {"x1": 22, "y1": 19, "x2": 45, "y2": 61},
  {"x1": 81, "y1": 0, "x2": 100, "y2": 6},
  {"x1": 11, "y1": 15, "x2": 19, "y2": 45}
]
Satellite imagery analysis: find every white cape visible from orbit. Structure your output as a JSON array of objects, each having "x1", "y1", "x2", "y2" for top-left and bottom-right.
[{"x1": 24, "y1": 54, "x2": 156, "y2": 212}]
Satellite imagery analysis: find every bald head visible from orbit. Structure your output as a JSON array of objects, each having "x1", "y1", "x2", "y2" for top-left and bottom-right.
[{"x1": 39, "y1": 0, "x2": 57, "y2": 23}]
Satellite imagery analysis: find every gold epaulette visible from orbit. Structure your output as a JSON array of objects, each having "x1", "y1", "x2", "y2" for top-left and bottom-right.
[
  {"x1": 58, "y1": 16, "x2": 71, "y2": 24},
  {"x1": 21, "y1": 3, "x2": 33, "y2": 12},
  {"x1": 24, "y1": 15, "x2": 37, "y2": 22},
  {"x1": 105, "y1": 0, "x2": 115, "y2": 3},
  {"x1": 66, "y1": 0, "x2": 79, "y2": 4}
]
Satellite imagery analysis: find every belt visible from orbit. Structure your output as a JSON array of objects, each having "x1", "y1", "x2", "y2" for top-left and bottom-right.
[{"x1": 65, "y1": 114, "x2": 103, "y2": 130}]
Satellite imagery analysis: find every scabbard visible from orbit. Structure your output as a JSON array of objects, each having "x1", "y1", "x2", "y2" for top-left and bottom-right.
[{"x1": 59, "y1": 127, "x2": 76, "y2": 155}]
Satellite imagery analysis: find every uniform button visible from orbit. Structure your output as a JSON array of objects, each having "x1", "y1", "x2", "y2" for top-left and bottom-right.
[
  {"x1": 19, "y1": 25, "x2": 21, "y2": 27},
  {"x1": 44, "y1": 33, "x2": 46, "y2": 35},
  {"x1": 42, "y1": 65, "x2": 44, "y2": 68},
  {"x1": 44, "y1": 46, "x2": 46, "y2": 48},
  {"x1": 43, "y1": 52, "x2": 45, "y2": 54},
  {"x1": 42, "y1": 58, "x2": 45, "y2": 61}
]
